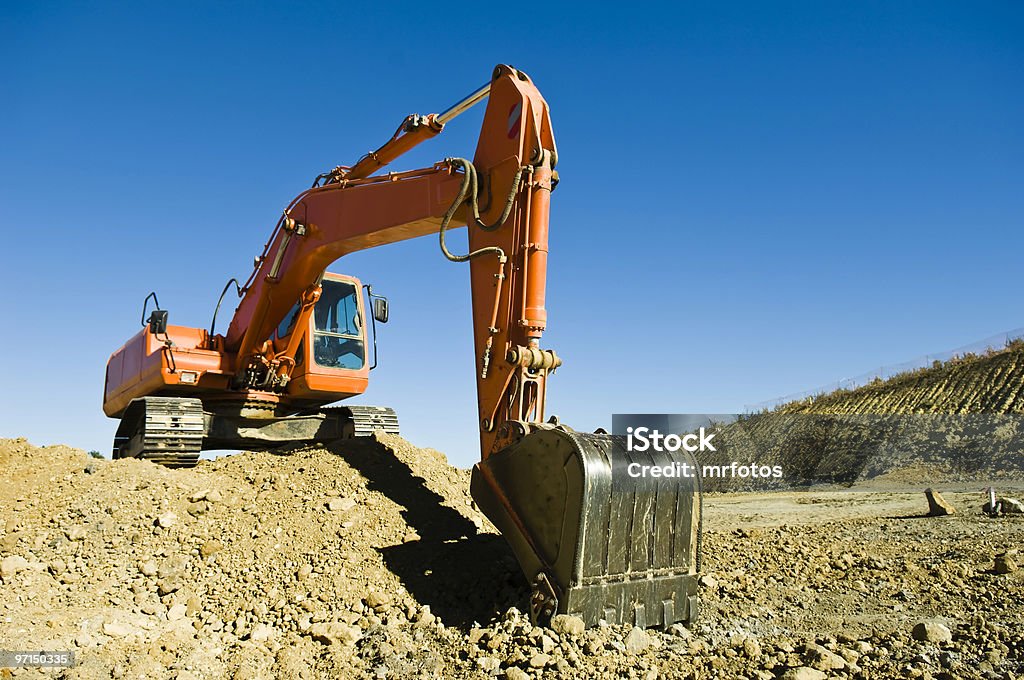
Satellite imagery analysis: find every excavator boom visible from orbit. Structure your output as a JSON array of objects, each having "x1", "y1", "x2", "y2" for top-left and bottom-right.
[{"x1": 103, "y1": 65, "x2": 701, "y2": 629}]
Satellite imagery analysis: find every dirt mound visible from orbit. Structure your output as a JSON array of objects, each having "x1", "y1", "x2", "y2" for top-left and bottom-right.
[{"x1": 1, "y1": 436, "x2": 1022, "y2": 678}]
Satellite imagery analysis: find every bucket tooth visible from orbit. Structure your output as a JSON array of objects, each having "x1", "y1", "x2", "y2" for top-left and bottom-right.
[{"x1": 471, "y1": 427, "x2": 702, "y2": 629}]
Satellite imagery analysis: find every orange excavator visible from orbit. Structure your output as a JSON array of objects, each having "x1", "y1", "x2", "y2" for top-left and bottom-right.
[{"x1": 103, "y1": 65, "x2": 701, "y2": 629}]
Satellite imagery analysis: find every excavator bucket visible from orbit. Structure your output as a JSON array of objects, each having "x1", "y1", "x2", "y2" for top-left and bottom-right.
[{"x1": 471, "y1": 427, "x2": 701, "y2": 629}]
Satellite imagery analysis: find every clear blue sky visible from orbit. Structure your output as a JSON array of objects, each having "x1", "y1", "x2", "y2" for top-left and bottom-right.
[{"x1": 1, "y1": 3, "x2": 1021, "y2": 467}]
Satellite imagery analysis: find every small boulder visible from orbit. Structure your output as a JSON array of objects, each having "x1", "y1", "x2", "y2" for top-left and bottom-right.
[
  {"x1": 668, "y1": 623, "x2": 692, "y2": 639},
  {"x1": 199, "y1": 540, "x2": 224, "y2": 558},
  {"x1": 186, "y1": 501, "x2": 208, "y2": 517},
  {"x1": 624, "y1": 626, "x2": 651, "y2": 654},
  {"x1": 805, "y1": 643, "x2": 845, "y2": 670},
  {"x1": 476, "y1": 657, "x2": 501, "y2": 673},
  {"x1": 102, "y1": 621, "x2": 134, "y2": 638},
  {"x1": 250, "y1": 623, "x2": 275, "y2": 642},
  {"x1": 308, "y1": 622, "x2": 362, "y2": 646},
  {"x1": 156, "y1": 512, "x2": 177, "y2": 529},
  {"x1": 912, "y1": 620, "x2": 952, "y2": 644},
  {"x1": 327, "y1": 497, "x2": 357, "y2": 512},
  {"x1": 0, "y1": 555, "x2": 29, "y2": 580},
  {"x1": 158, "y1": 575, "x2": 184, "y2": 595},
  {"x1": 781, "y1": 668, "x2": 826, "y2": 680},
  {"x1": 925, "y1": 488, "x2": 956, "y2": 516},
  {"x1": 365, "y1": 590, "x2": 390, "y2": 610},
  {"x1": 1001, "y1": 497, "x2": 1024, "y2": 514},
  {"x1": 550, "y1": 614, "x2": 586, "y2": 637},
  {"x1": 993, "y1": 551, "x2": 1018, "y2": 574}
]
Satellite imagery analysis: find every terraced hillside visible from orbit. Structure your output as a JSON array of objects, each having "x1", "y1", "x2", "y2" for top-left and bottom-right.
[
  {"x1": 774, "y1": 340, "x2": 1024, "y2": 416},
  {"x1": 696, "y1": 341, "x2": 1024, "y2": 489}
]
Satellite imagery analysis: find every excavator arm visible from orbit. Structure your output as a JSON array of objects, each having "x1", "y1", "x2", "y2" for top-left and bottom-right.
[{"x1": 224, "y1": 64, "x2": 559, "y2": 460}]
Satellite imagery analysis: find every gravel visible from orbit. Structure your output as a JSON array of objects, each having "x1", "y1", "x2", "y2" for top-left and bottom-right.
[{"x1": 0, "y1": 435, "x2": 1021, "y2": 678}]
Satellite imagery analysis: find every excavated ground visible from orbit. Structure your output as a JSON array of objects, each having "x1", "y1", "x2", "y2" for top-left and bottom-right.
[{"x1": 0, "y1": 435, "x2": 1022, "y2": 679}]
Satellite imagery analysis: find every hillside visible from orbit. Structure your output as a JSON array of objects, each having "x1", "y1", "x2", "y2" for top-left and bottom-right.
[
  {"x1": 695, "y1": 341, "x2": 1024, "y2": 489},
  {"x1": 774, "y1": 340, "x2": 1024, "y2": 416}
]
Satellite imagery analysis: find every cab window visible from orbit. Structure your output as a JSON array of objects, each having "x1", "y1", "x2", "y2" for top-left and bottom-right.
[{"x1": 312, "y1": 280, "x2": 365, "y2": 370}]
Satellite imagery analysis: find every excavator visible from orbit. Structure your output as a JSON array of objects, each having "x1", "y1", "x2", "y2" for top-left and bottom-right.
[{"x1": 103, "y1": 65, "x2": 702, "y2": 629}]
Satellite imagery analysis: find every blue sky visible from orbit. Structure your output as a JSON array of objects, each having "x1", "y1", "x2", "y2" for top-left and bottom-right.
[{"x1": 1, "y1": 3, "x2": 1021, "y2": 467}]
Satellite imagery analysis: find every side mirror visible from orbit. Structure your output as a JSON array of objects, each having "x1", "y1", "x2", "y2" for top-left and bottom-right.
[
  {"x1": 372, "y1": 297, "x2": 389, "y2": 324},
  {"x1": 147, "y1": 310, "x2": 169, "y2": 336}
]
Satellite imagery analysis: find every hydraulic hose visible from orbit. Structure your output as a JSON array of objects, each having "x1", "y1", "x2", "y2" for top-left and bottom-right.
[{"x1": 439, "y1": 157, "x2": 529, "y2": 378}]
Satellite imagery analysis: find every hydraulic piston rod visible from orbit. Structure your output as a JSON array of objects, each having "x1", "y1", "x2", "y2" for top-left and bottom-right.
[
  {"x1": 437, "y1": 82, "x2": 492, "y2": 125},
  {"x1": 342, "y1": 82, "x2": 492, "y2": 181}
]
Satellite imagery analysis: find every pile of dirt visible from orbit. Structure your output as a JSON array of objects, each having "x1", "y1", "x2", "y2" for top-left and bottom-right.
[{"x1": 1, "y1": 436, "x2": 1022, "y2": 679}]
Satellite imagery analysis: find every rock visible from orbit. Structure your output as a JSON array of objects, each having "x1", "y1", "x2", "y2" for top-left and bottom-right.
[
  {"x1": 668, "y1": 623, "x2": 692, "y2": 638},
  {"x1": 912, "y1": 621, "x2": 953, "y2": 644},
  {"x1": 505, "y1": 669, "x2": 530, "y2": 680},
  {"x1": 550, "y1": 614, "x2": 586, "y2": 637},
  {"x1": 102, "y1": 621, "x2": 134, "y2": 637},
  {"x1": 308, "y1": 622, "x2": 362, "y2": 646},
  {"x1": 413, "y1": 605, "x2": 436, "y2": 627},
  {"x1": 365, "y1": 590, "x2": 390, "y2": 610},
  {"x1": 624, "y1": 626, "x2": 651, "y2": 654},
  {"x1": 993, "y1": 551, "x2": 1018, "y2": 574},
  {"x1": 805, "y1": 643, "x2": 845, "y2": 670},
  {"x1": 187, "y1": 501, "x2": 208, "y2": 516},
  {"x1": 156, "y1": 512, "x2": 177, "y2": 528},
  {"x1": 781, "y1": 668, "x2": 826, "y2": 680},
  {"x1": 75, "y1": 633, "x2": 96, "y2": 647},
  {"x1": 297, "y1": 564, "x2": 313, "y2": 580},
  {"x1": 529, "y1": 653, "x2": 551, "y2": 668},
  {"x1": 250, "y1": 623, "x2": 275, "y2": 642},
  {"x1": 698, "y1": 573, "x2": 718, "y2": 589},
  {"x1": 984, "y1": 496, "x2": 1024, "y2": 515},
  {"x1": 327, "y1": 497, "x2": 356, "y2": 512},
  {"x1": 167, "y1": 603, "x2": 187, "y2": 621},
  {"x1": 476, "y1": 656, "x2": 501, "y2": 673},
  {"x1": 539, "y1": 634, "x2": 556, "y2": 653},
  {"x1": 140, "y1": 560, "x2": 159, "y2": 576},
  {"x1": 199, "y1": 540, "x2": 224, "y2": 558},
  {"x1": 189, "y1": 489, "x2": 224, "y2": 503},
  {"x1": 925, "y1": 488, "x2": 956, "y2": 516},
  {"x1": 1000, "y1": 497, "x2": 1024, "y2": 514},
  {"x1": 66, "y1": 526, "x2": 87, "y2": 541},
  {"x1": 0, "y1": 555, "x2": 29, "y2": 579},
  {"x1": 743, "y1": 636, "x2": 762, "y2": 658},
  {"x1": 158, "y1": 575, "x2": 184, "y2": 595}
]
